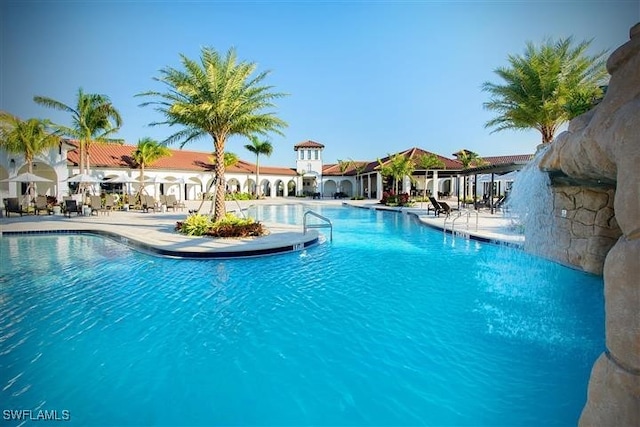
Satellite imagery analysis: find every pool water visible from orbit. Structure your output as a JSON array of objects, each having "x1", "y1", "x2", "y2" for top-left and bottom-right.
[{"x1": 0, "y1": 205, "x2": 604, "y2": 426}]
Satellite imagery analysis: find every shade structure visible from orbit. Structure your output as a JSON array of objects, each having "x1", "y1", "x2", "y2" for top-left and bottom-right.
[
  {"x1": 66, "y1": 173, "x2": 102, "y2": 183},
  {"x1": 104, "y1": 174, "x2": 139, "y2": 183},
  {"x1": 0, "y1": 172, "x2": 53, "y2": 183},
  {"x1": 0, "y1": 172, "x2": 53, "y2": 205}
]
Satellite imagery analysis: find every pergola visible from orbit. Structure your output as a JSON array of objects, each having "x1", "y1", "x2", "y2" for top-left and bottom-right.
[{"x1": 459, "y1": 161, "x2": 530, "y2": 214}]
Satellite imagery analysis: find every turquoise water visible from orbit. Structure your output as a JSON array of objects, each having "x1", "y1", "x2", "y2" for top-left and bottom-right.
[{"x1": 1, "y1": 205, "x2": 604, "y2": 426}]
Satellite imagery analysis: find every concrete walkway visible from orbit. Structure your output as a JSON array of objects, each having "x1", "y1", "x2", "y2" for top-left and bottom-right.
[
  {"x1": 0, "y1": 199, "x2": 324, "y2": 258},
  {"x1": 0, "y1": 198, "x2": 524, "y2": 257}
]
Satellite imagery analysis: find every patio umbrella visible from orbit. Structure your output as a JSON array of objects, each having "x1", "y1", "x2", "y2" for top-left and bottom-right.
[
  {"x1": 104, "y1": 174, "x2": 138, "y2": 200},
  {"x1": 0, "y1": 172, "x2": 53, "y2": 205},
  {"x1": 66, "y1": 173, "x2": 101, "y2": 183},
  {"x1": 0, "y1": 172, "x2": 53, "y2": 183},
  {"x1": 66, "y1": 173, "x2": 101, "y2": 195},
  {"x1": 103, "y1": 174, "x2": 138, "y2": 183}
]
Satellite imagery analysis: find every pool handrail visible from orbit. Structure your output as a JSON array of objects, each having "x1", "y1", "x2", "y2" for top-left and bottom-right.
[{"x1": 303, "y1": 210, "x2": 333, "y2": 242}]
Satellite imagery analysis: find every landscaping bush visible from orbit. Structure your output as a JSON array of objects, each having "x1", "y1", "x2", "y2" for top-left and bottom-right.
[
  {"x1": 380, "y1": 191, "x2": 413, "y2": 207},
  {"x1": 176, "y1": 213, "x2": 268, "y2": 238},
  {"x1": 225, "y1": 192, "x2": 253, "y2": 201}
]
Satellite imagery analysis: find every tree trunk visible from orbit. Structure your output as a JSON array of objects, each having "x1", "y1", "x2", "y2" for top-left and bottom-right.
[
  {"x1": 79, "y1": 140, "x2": 86, "y2": 176},
  {"x1": 213, "y1": 137, "x2": 226, "y2": 222},
  {"x1": 541, "y1": 126, "x2": 554, "y2": 144},
  {"x1": 256, "y1": 156, "x2": 261, "y2": 198}
]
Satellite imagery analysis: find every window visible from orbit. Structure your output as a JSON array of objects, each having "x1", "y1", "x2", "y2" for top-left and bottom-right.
[{"x1": 314, "y1": 150, "x2": 319, "y2": 160}]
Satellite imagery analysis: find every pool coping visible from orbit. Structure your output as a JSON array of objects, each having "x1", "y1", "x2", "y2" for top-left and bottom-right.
[
  {"x1": 344, "y1": 202, "x2": 525, "y2": 248},
  {"x1": 0, "y1": 208, "x2": 321, "y2": 259},
  {"x1": 1, "y1": 199, "x2": 524, "y2": 258}
]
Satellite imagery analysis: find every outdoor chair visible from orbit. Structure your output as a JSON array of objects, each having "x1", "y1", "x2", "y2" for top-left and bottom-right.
[
  {"x1": 34, "y1": 195, "x2": 53, "y2": 215},
  {"x1": 159, "y1": 195, "x2": 174, "y2": 211},
  {"x1": 166, "y1": 194, "x2": 185, "y2": 212},
  {"x1": 428, "y1": 196, "x2": 446, "y2": 217},
  {"x1": 89, "y1": 195, "x2": 107, "y2": 215},
  {"x1": 439, "y1": 201, "x2": 456, "y2": 217},
  {"x1": 63, "y1": 199, "x2": 81, "y2": 217},
  {"x1": 4, "y1": 197, "x2": 26, "y2": 217},
  {"x1": 142, "y1": 195, "x2": 159, "y2": 213},
  {"x1": 104, "y1": 194, "x2": 116, "y2": 214}
]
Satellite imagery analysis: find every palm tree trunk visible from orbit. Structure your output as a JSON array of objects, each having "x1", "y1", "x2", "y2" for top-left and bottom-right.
[
  {"x1": 541, "y1": 126, "x2": 554, "y2": 144},
  {"x1": 213, "y1": 138, "x2": 226, "y2": 222},
  {"x1": 79, "y1": 140, "x2": 86, "y2": 176},
  {"x1": 255, "y1": 154, "x2": 260, "y2": 198}
]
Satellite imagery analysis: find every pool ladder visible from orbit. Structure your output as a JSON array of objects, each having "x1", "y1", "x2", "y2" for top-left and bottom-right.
[
  {"x1": 443, "y1": 210, "x2": 478, "y2": 238},
  {"x1": 303, "y1": 210, "x2": 333, "y2": 242}
]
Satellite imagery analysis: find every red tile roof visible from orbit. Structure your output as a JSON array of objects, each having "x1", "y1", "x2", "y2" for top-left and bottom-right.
[
  {"x1": 294, "y1": 140, "x2": 325, "y2": 149},
  {"x1": 65, "y1": 140, "x2": 296, "y2": 176},
  {"x1": 482, "y1": 154, "x2": 534, "y2": 165},
  {"x1": 64, "y1": 139, "x2": 531, "y2": 178}
]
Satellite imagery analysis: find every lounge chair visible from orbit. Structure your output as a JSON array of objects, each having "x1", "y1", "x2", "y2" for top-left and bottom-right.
[
  {"x1": 142, "y1": 195, "x2": 159, "y2": 213},
  {"x1": 63, "y1": 199, "x2": 81, "y2": 217},
  {"x1": 34, "y1": 195, "x2": 53, "y2": 215},
  {"x1": 428, "y1": 196, "x2": 446, "y2": 217},
  {"x1": 104, "y1": 194, "x2": 115, "y2": 214},
  {"x1": 167, "y1": 194, "x2": 185, "y2": 211},
  {"x1": 89, "y1": 195, "x2": 107, "y2": 215},
  {"x1": 439, "y1": 201, "x2": 456, "y2": 217},
  {"x1": 4, "y1": 197, "x2": 26, "y2": 217},
  {"x1": 159, "y1": 195, "x2": 173, "y2": 211}
]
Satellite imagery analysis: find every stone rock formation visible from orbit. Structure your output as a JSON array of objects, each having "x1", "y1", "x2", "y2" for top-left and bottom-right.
[{"x1": 538, "y1": 23, "x2": 640, "y2": 426}]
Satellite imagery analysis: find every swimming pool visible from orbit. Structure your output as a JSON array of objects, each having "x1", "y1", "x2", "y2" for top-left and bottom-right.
[{"x1": 0, "y1": 204, "x2": 604, "y2": 425}]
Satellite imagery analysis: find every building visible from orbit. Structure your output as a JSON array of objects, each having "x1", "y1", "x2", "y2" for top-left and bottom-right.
[{"x1": 0, "y1": 139, "x2": 532, "y2": 203}]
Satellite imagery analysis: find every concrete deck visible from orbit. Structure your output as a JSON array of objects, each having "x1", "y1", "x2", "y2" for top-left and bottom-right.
[{"x1": 0, "y1": 198, "x2": 524, "y2": 257}]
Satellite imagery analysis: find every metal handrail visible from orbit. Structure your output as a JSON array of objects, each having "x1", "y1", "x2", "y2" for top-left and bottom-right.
[
  {"x1": 451, "y1": 210, "x2": 479, "y2": 237},
  {"x1": 303, "y1": 210, "x2": 333, "y2": 242}
]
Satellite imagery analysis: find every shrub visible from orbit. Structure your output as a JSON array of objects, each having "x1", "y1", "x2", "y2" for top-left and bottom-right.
[
  {"x1": 176, "y1": 213, "x2": 268, "y2": 238},
  {"x1": 176, "y1": 213, "x2": 213, "y2": 236},
  {"x1": 380, "y1": 191, "x2": 413, "y2": 207},
  {"x1": 225, "y1": 192, "x2": 253, "y2": 201}
]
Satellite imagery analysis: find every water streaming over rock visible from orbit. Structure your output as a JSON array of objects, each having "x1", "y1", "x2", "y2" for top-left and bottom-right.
[{"x1": 506, "y1": 146, "x2": 556, "y2": 258}]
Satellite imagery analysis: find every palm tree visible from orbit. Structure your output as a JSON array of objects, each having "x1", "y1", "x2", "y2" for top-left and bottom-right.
[
  {"x1": 414, "y1": 153, "x2": 445, "y2": 200},
  {"x1": 455, "y1": 150, "x2": 488, "y2": 204},
  {"x1": 336, "y1": 159, "x2": 352, "y2": 194},
  {"x1": 0, "y1": 111, "x2": 60, "y2": 201},
  {"x1": 456, "y1": 149, "x2": 486, "y2": 169},
  {"x1": 34, "y1": 87, "x2": 123, "y2": 174},
  {"x1": 483, "y1": 36, "x2": 608, "y2": 144},
  {"x1": 197, "y1": 152, "x2": 240, "y2": 214},
  {"x1": 131, "y1": 137, "x2": 171, "y2": 197},
  {"x1": 350, "y1": 159, "x2": 367, "y2": 197},
  {"x1": 137, "y1": 47, "x2": 287, "y2": 221},
  {"x1": 378, "y1": 153, "x2": 415, "y2": 195},
  {"x1": 244, "y1": 135, "x2": 273, "y2": 198}
]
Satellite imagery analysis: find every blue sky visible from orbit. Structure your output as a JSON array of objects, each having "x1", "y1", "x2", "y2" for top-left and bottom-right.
[{"x1": 1, "y1": 1, "x2": 638, "y2": 167}]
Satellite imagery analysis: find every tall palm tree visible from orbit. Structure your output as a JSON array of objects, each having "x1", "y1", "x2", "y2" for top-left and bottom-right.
[
  {"x1": 414, "y1": 153, "x2": 445, "y2": 200},
  {"x1": 378, "y1": 153, "x2": 415, "y2": 195},
  {"x1": 137, "y1": 47, "x2": 287, "y2": 221},
  {"x1": 131, "y1": 137, "x2": 171, "y2": 197},
  {"x1": 197, "y1": 152, "x2": 239, "y2": 214},
  {"x1": 483, "y1": 36, "x2": 608, "y2": 144},
  {"x1": 456, "y1": 149, "x2": 486, "y2": 169},
  {"x1": 0, "y1": 111, "x2": 60, "y2": 201},
  {"x1": 336, "y1": 159, "x2": 352, "y2": 194},
  {"x1": 34, "y1": 87, "x2": 123, "y2": 174},
  {"x1": 350, "y1": 159, "x2": 367, "y2": 197},
  {"x1": 244, "y1": 135, "x2": 273, "y2": 198},
  {"x1": 455, "y1": 150, "x2": 487, "y2": 204}
]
